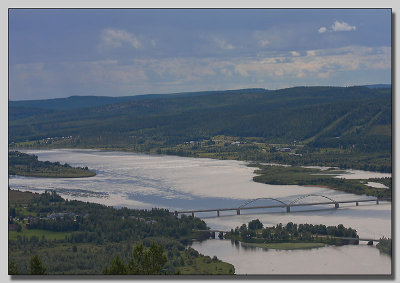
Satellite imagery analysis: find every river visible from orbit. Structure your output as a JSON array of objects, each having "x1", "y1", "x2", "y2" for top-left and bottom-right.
[{"x1": 8, "y1": 149, "x2": 392, "y2": 275}]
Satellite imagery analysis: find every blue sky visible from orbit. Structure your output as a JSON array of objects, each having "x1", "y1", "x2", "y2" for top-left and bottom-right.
[{"x1": 9, "y1": 9, "x2": 391, "y2": 100}]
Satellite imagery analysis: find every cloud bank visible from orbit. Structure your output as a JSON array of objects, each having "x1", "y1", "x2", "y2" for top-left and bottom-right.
[{"x1": 10, "y1": 45, "x2": 390, "y2": 99}]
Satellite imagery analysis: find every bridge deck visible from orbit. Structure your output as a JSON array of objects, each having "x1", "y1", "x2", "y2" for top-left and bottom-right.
[{"x1": 176, "y1": 198, "x2": 390, "y2": 214}]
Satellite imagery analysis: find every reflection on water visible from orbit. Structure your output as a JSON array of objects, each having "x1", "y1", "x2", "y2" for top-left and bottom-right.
[
  {"x1": 191, "y1": 239, "x2": 391, "y2": 275},
  {"x1": 8, "y1": 149, "x2": 392, "y2": 275}
]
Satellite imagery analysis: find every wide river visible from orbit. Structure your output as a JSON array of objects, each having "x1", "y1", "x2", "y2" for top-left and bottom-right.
[{"x1": 9, "y1": 149, "x2": 392, "y2": 275}]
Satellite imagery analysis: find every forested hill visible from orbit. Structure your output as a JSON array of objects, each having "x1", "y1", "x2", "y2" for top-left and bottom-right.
[
  {"x1": 9, "y1": 86, "x2": 391, "y2": 170},
  {"x1": 9, "y1": 88, "x2": 267, "y2": 112}
]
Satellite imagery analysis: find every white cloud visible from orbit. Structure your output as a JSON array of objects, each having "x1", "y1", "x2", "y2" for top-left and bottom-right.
[
  {"x1": 98, "y1": 28, "x2": 142, "y2": 51},
  {"x1": 331, "y1": 21, "x2": 356, "y2": 32},
  {"x1": 213, "y1": 37, "x2": 235, "y2": 50},
  {"x1": 291, "y1": 51, "x2": 300, "y2": 57},
  {"x1": 318, "y1": 21, "x2": 356, "y2": 34},
  {"x1": 306, "y1": 50, "x2": 317, "y2": 57},
  {"x1": 232, "y1": 45, "x2": 390, "y2": 80},
  {"x1": 259, "y1": 39, "x2": 270, "y2": 47}
]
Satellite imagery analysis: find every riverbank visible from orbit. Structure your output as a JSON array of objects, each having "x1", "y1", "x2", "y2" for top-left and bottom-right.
[
  {"x1": 8, "y1": 150, "x2": 96, "y2": 178},
  {"x1": 241, "y1": 242, "x2": 326, "y2": 250},
  {"x1": 10, "y1": 147, "x2": 391, "y2": 199},
  {"x1": 250, "y1": 163, "x2": 392, "y2": 199},
  {"x1": 9, "y1": 131, "x2": 392, "y2": 173}
]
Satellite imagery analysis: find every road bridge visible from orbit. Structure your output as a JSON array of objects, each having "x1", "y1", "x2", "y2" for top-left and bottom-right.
[{"x1": 175, "y1": 195, "x2": 391, "y2": 217}]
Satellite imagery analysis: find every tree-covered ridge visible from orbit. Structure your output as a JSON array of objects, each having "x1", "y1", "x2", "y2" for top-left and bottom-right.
[
  {"x1": 8, "y1": 190, "x2": 234, "y2": 275},
  {"x1": 9, "y1": 86, "x2": 391, "y2": 150},
  {"x1": 8, "y1": 151, "x2": 96, "y2": 178}
]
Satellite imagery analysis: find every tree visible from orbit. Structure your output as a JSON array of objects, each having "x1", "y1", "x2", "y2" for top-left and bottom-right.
[
  {"x1": 129, "y1": 242, "x2": 167, "y2": 275},
  {"x1": 129, "y1": 243, "x2": 146, "y2": 274},
  {"x1": 146, "y1": 242, "x2": 167, "y2": 274},
  {"x1": 103, "y1": 242, "x2": 167, "y2": 275},
  {"x1": 29, "y1": 254, "x2": 47, "y2": 275},
  {"x1": 248, "y1": 219, "x2": 263, "y2": 230},
  {"x1": 376, "y1": 237, "x2": 392, "y2": 256},
  {"x1": 102, "y1": 254, "x2": 128, "y2": 275},
  {"x1": 9, "y1": 261, "x2": 19, "y2": 275}
]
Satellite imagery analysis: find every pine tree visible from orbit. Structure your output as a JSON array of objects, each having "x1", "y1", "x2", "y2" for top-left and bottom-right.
[
  {"x1": 102, "y1": 254, "x2": 128, "y2": 275},
  {"x1": 8, "y1": 260, "x2": 19, "y2": 275},
  {"x1": 29, "y1": 254, "x2": 47, "y2": 275}
]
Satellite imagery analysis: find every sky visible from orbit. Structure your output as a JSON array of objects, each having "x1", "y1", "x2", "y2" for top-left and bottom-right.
[{"x1": 9, "y1": 9, "x2": 392, "y2": 101}]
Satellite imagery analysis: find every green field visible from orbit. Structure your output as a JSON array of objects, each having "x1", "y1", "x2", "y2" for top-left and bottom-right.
[{"x1": 9, "y1": 229, "x2": 72, "y2": 241}]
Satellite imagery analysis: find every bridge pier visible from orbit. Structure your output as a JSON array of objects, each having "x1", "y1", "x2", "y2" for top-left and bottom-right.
[
  {"x1": 286, "y1": 206, "x2": 290, "y2": 213},
  {"x1": 236, "y1": 209, "x2": 240, "y2": 215},
  {"x1": 217, "y1": 210, "x2": 220, "y2": 217},
  {"x1": 335, "y1": 203, "x2": 339, "y2": 209},
  {"x1": 356, "y1": 202, "x2": 359, "y2": 206}
]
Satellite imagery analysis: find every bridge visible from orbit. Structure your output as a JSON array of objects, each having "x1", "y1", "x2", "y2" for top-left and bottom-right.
[{"x1": 175, "y1": 195, "x2": 391, "y2": 217}]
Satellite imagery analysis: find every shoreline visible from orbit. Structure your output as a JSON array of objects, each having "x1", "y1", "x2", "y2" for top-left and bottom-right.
[{"x1": 11, "y1": 146, "x2": 392, "y2": 175}]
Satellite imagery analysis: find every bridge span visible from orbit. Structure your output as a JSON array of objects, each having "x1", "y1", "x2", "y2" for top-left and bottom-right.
[{"x1": 175, "y1": 196, "x2": 391, "y2": 217}]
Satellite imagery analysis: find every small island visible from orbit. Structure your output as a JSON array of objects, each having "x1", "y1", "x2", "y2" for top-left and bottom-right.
[
  {"x1": 224, "y1": 219, "x2": 359, "y2": 250},
  {"x1": 8, "y1": 151, "x2": 96, "y2": 178}
]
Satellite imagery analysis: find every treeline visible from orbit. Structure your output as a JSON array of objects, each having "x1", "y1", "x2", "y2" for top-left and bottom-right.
[
  {"x1": 8, "y1": 151, "x2": 96, "y2": 178},
  {"x1": 226, "y1": 220, "x2": 358, "y2": 245},
  {"x1": 20, "y1": 198, "x2": 207, "y2": 243}
]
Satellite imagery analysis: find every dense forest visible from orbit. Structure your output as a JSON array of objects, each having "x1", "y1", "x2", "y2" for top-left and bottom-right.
[
  {"x1": 8, "y1": 151, "x2": 96, "y2": 178},
  {"x1": 9, "y1": 86, "x2": 392, "y2": 172},
  {"x1": 8, "y1": 190, "x2": 234, "y2": 275}
]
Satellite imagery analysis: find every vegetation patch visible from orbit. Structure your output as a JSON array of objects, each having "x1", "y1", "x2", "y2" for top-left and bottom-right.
[
  {"x1": 8, "y1": 151, "x2": 96, "y2": 178},
  {"x1": 376, "y1": 237, "x2": 391, "y2": 256},
  {"x1": 9, "y1": 229, "x2": 72, "y2": 241},
  {"x1": 225, "y1": 219, "x2": 360, "y2": 248},
  {"x1": 251, "y1": 164, "x2": 391, "y2": 199}
]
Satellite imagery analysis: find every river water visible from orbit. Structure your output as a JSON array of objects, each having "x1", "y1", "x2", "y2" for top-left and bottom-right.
[{"x1": 8, "y1": 149, "x2": 392, "y2": 275}]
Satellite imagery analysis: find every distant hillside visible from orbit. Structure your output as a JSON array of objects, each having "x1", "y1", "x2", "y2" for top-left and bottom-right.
[
  {"x1": 8, "y1": 106, "x2": 55, "y2": 121},
  {"x1": 9, "y1": 88, "x2": 268, "y2": 111},
  {"x1": 362, "y1": 84, "x2": 391, "y2": 89},
  {"x1": 9, "y1": 86, "x2": 391, "y2": 158}
]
